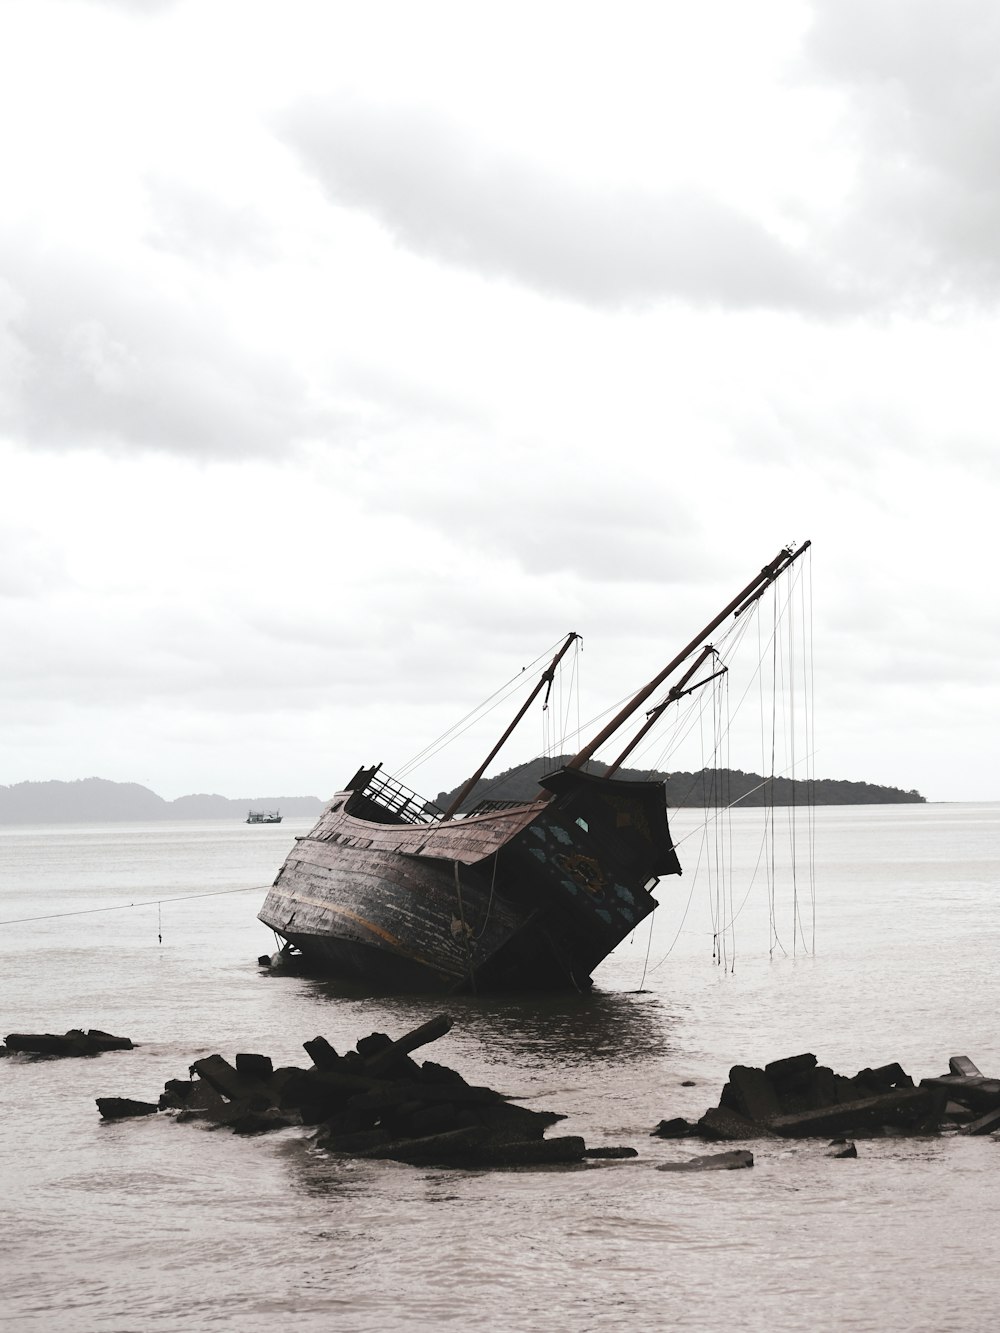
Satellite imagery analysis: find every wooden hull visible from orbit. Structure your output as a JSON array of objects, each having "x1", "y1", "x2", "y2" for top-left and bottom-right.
[
  {"x1": 260, "y1": 836, "x2": 529, "y2": 989},
  {"x1": 258, "y1": 766, "x2": 682, "y2": 992}
]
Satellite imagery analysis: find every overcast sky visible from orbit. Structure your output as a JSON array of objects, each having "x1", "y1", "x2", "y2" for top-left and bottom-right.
[{"x1": 1, "y1": 0, "x2": 998, "y2": 803}]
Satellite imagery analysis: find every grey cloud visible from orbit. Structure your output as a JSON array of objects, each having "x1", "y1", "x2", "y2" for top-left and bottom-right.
[
  {"x1": 143, "y1": 176, "x2": 277, "y2": 268},
  {"x1": 276, "y1": 100, "x2": 842, "y2": 314},
  {"x1": 0, "y1": 237, "x2": 332, "y2": 457},
  {"x1": 0, "y1": 597, "x2": 353, "y2": 715},
  {"x1": 0, "y1": 575, "x2": 572, "y2": 727},
  {"x1": 802, "y1": 0, "x2": 1000, "y2": 303},
  {"x1": 346, "y1": 442, "x2": 707, "y2": 585},
  {"x1": 0, "y1": 526, "x2": 69, "y2": 599}
]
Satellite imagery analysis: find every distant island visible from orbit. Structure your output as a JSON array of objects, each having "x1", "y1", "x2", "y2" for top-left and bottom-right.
[
  {"x1": 0, "y1": 761, "x2": 925, "y2": 825},
  {"x1": 436, "y1": 757, "x2": 925, "y2": 813},
  {"x1": 0, "y1": 778, "x2": 326, "y2": 824}
]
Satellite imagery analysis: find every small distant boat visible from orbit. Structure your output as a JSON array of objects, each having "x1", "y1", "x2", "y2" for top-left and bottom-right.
[{"x1": 247, "y1": 810, "x2": 282, "y2": 824}]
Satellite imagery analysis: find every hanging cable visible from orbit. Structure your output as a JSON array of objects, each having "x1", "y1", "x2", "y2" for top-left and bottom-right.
[
  {"x1": 639, "y1": 554, "x2": 816, "y2": 976},
  {"x1": 807, "y1": 549, "x2": 817, "y2": 954},
  {"x1": 635, "y1": 906, "x2": 657, "y2": 992}
]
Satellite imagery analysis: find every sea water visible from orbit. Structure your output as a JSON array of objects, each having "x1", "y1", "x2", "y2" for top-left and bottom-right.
[{"x1": 1, "y1": 805, "x2": 998, "y2": 1332}]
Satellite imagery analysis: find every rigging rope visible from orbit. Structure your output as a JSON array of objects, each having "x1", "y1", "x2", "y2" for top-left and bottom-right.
[
  {"x1": 769, "y1": 580, "x2": 781, "y2": 956},
  {"x1": 0, "y1": 882, "x2": 269, "y2": 927},
  {"x1": 636, "y1": 550, "x2": 816, "y2": 979},
  {"x1": 396, "y1": 638, "x2": 570, "y2": 781}
]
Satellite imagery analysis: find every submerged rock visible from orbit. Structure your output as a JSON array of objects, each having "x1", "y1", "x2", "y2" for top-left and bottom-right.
[
  {"x1": 657, "y1": 1149, "x2": 754, "y2": 1172},
  {"x1": 827, "y1": 1139, "x2": 858, "y2": 1158},
  {"x1": 4, "y1": 1029, "x2": 133, "y2": 1057},
  {"x1": 96, "y1": 1097, "x2": 157, "y2": 1120},
  {"x1": 651, "y1": 1117, "x2": 697, "y2": 1139}
]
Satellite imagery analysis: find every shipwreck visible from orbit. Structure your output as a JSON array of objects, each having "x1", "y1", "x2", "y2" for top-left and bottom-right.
[{"x1": 258, "y1": 542, "x2": 811, "y2": 992}]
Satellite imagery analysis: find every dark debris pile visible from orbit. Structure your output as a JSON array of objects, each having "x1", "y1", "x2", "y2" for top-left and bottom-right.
[
  {"x1": 97, "y1": 1014, "x2": 637, "y2": 1169},
  {"x1": 2, "y1": 1029, "x2": 133, "y2": 1057},
  {"x1": 653, "y1": 1052, "x2": 1000, "y2": 1142}
]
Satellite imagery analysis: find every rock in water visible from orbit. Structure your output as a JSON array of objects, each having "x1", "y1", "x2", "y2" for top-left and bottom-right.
[
  {"x1": 657, "y1": 1149, "x2": 754, "y2": 1172},
  {"x1": 96, "y1": 1097, "x2": 158, "y2": 1120},
  {"x1": 827, "y1": 1139, "x2": 858, "y2": 1158}
]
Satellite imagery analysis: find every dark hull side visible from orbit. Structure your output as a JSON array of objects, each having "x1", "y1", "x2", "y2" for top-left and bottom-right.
[
  {"x1": 260, "y1": 836, "x2": 531, "y2": 990},
  {"x1": 258, "y1": 766, "x2": 682, "y2": 993}
]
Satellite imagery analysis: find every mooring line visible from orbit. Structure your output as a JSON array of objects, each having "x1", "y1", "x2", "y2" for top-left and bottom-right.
[{"x1": 0, "y1": 883, "x2": 270, "y2": 927}]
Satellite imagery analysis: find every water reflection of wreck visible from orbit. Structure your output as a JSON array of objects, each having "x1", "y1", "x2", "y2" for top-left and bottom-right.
[{"x1": 258, "y1": 544, "x2": 810, "y2": 993}]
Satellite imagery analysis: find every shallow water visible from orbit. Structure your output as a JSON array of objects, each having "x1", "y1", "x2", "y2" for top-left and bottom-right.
[{"x1": 2, "y1": 806, "x2": 998, "y2": 1331}]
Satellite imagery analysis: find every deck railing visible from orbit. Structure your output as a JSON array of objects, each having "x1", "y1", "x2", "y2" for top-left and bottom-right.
[{"x1": 357, "y1": 769, "x2": 445, "y2": 824}]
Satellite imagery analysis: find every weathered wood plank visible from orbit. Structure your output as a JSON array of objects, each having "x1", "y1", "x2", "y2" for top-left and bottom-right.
[
  {"x1": 921, "y1": 1075, "x2": 1000, "y2": 1112},
  {"x1": 363, "y1": 1014, "x2": 453, "y2": 1075},
  {"x1": 723, "y1": 1065, "x2": 783, "y2": 1121},
  {"x1": 96, "y1": 1097, "x2": 158, "y2": 1119},
  {"x1": 769, "y1": 1087, "x2": 935, "y2": 1137},
  {"x1": 959, "y1": 1106, "x2": 1000, "y2": 1136},
  {"x1": 658, "y1": 1149, "x2": 754, "y2": 1172},
  {"x1": 190, "y1": 1055, "x2": 275, "y2": 1108},
  {"x1": 949, "y1": 1055, "x2": 984, "y2": 1078}
]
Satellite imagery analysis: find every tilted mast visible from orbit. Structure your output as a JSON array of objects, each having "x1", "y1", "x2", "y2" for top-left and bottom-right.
[
  {"x1": 604, "y1": 645, "x2": 726, "y2": 777},
  {"x1": 565, "y1": 541, "x2": 811, "y2": 772},
  {"x1": 440, "y1": 631, "x2": 580, "y2": 820}
]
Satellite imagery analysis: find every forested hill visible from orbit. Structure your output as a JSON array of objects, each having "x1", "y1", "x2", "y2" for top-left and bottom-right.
[
  {"x1": 436, "y1": 757, "x2": 925, "y2": 814},
  {"x1": 0, "y1": 765, "x2": 926, "y2": 824},
  {"x1": 0, "y1": 778, "x2": 325, "y2": 824}
]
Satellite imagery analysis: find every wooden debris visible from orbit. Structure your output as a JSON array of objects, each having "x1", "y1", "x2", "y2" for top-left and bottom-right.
[
  {"x1": 858, "y1": 1062, "x2": 914, "y2": 1090},
  {"x1": 302, "y1": 1036, "x2": 340, "y2": 1070},
  {"x1": 97, "y1": 1014, "x2": 623, "y2": 1170},
  {"x1": 4, "y1": 1029, "x2": 133, "y2": 1057},
  {"x1": 722, "y1": 1065, "x2": 783, "y2": 1122},
  {"x1": 657, "y1": 1149, "x2": 754, "y2": 1172},
  {"x1": 362, "y1": 1014, "x2": 454, "y2": 1077},
  {"x1": 189, "y1": 1055, "x2": 275, "y2": 1109},
  {"x1": 919, "y1": 1074, "x2": 1000, "y2": 1113},
  {"x1": 768, "y1": 1088, "x2": 935, "y2": 1139},
  {"x1": 698, "y1": 1106, "x2": 774, "y2": 1142},
  {"x1": 235, "y1": 1053, "x2": 273, "y2": 1080},
  {"x1": 96, "y1": 1097, "x2": 157, "y2": 1119},
  {"x1": 949, "y1": 1056, "x2": 983, "y2": 1078},
  {"x1": 651, "y1": 1117, "x2": 698, "y2": 1139},
  {"x1": 653, "y1": 1052, "x2": 999, "y2": 1143},
  {"x1": 958, "y1": 1107, "x2": 1000, "y2": 1136},
  {"x1": 230, "y1": 1108, "x2": 300, "y2": 1136},
  {"x1": 827, "y1": 1140, "x2": 857, "y2": 1158},
  {"x1": 469, "y1": 1136, "x2": 588, "y2": 1167},
  {"x1": 765, "y1": 1053, "x2": 817, "y2": 1092}
]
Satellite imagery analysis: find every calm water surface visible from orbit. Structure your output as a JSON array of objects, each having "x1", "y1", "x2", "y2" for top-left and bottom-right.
[{"x1": 1, "y1": 805, "x2": 998, "y2": 1332}]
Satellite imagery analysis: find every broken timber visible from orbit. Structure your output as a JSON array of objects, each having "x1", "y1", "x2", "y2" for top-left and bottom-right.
[
  {"x1": 97, "y1": 1014, "x2": 636, "y2": 1168},
  {"x1": 653, "y1": 1053, "x2": 1000, "y2": 1143},
  {"x1": 657, "y1": 1149, "x2": 754, "y2": 1173},
  {"x1": 3, "y1": 1029, "x2": 133, "y2": 1057}
]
